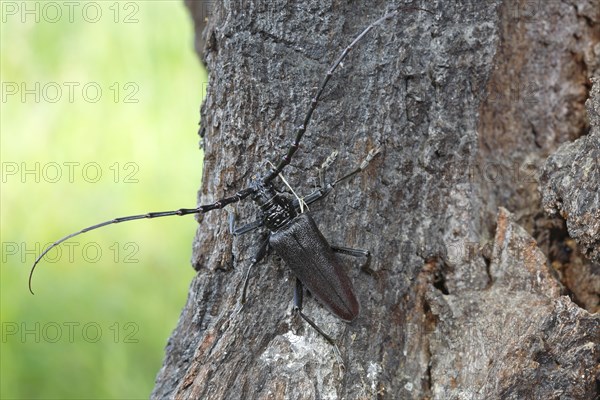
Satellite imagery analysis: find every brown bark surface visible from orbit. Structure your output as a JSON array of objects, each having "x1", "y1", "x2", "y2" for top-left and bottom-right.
[{"x1": 153, "y1": 1, "x2": 600, "y2": 398}]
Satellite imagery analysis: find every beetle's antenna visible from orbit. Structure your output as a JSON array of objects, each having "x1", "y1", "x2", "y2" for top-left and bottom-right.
[
  {"x1": 332, "y1": 146, "x2": 382, "y2": 187},
  {"x1": 264, "y1": 6, "x2": 432, "y2": 183},
  {"x1": 29, "y1": 187, "x2": 256, "y2": 294},
  {"x1": 28, "y1": 208, "x2": 198, "y2": 294}
]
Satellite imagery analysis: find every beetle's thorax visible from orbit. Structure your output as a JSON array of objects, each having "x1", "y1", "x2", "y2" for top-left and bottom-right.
[{"x1": 250, "y1": 179, "x2": 297, "y2": 231}]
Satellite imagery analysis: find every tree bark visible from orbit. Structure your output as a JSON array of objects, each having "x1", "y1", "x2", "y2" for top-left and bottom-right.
[{"x1": 153, "y1": 1, "x2": 599, "y2": 399}]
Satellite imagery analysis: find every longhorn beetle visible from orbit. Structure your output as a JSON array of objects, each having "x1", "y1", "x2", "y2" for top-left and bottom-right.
[{"x1": 29, "y1": 7, "x2": 432, "y2": 347}]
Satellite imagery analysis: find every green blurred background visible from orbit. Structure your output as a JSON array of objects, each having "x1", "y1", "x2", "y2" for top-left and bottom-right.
[{"x1": 1, "y1": 2, "x2": 205, "y2": 398}]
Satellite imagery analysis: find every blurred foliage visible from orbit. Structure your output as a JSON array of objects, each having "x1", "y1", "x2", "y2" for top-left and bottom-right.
[{"x1": 1, "y1": 2, "x2": 204, "y2": 398}]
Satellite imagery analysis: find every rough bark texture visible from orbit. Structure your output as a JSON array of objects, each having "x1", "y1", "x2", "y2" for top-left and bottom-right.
[
  {"x1": 153, "y1": 1, "x2": 600, "y2": 399},
  {"x1": 540, "y1": 79, "x2": 600, "y2": 264},
  {"x1": 538, "y1": 79, "x2": 600, "y2": 312}
]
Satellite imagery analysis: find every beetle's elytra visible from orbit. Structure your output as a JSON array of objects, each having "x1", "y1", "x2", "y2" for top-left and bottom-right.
[{"x1": 270, "y1": 213, "x2": 360, "y2": 322}]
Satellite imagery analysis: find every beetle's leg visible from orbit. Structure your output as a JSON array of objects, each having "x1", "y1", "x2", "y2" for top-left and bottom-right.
[
  {"x1": 232, "y1": 218, "x2": 264, "y2": 236},
  {"x1": 227, "y1": 203, "x2": 265, "y2": 236},
  {"x1": 331, "y1": 245, "x2": 372, "y2": 273},
  {"x1": 293, "y1": 279, "x2": 344, "y2": 365},
  {"x1": 293, "y1": 279, "x2": 336, "y2": 345},
  {"x1": 331, "y1": 246, "x2": 369, "y2": 258},
  {"x1": 239, "y1": 234, "x2": 270, "y2": 306}
]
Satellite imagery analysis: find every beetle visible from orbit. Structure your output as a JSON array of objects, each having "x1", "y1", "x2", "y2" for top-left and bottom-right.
[{"x1": 29, "y1": 7, "x2": 431, "y2": 346}]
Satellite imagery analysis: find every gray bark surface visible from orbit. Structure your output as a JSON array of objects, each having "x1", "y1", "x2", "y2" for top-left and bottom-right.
[
  {"x1": 153, "y1": 1, "x2": 600, "y2": 399},
  {"x1": 540, "y1": 79, "x2": 600, "y2": 264}
]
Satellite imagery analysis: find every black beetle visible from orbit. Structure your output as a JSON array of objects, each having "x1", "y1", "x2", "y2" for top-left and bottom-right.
[{"x1": 29, "y1": 7, "x2": 431, "y2": 347}]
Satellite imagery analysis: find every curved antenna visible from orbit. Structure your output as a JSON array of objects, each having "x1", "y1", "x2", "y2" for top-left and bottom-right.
[
  {"x1": 29, "y1": 187, "x2": 256, "y2": 294},
  {"x1": 28, "y1": 208, "x2": 199, "y2": 295},
  {"x1": 264, "y1": 6, "x2": 433, "y2": 183}
]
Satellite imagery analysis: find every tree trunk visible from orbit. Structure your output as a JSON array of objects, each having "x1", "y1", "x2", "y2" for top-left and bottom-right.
[{"x1": 153, "y1": 1, "x2": 600, "y2": 399}]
